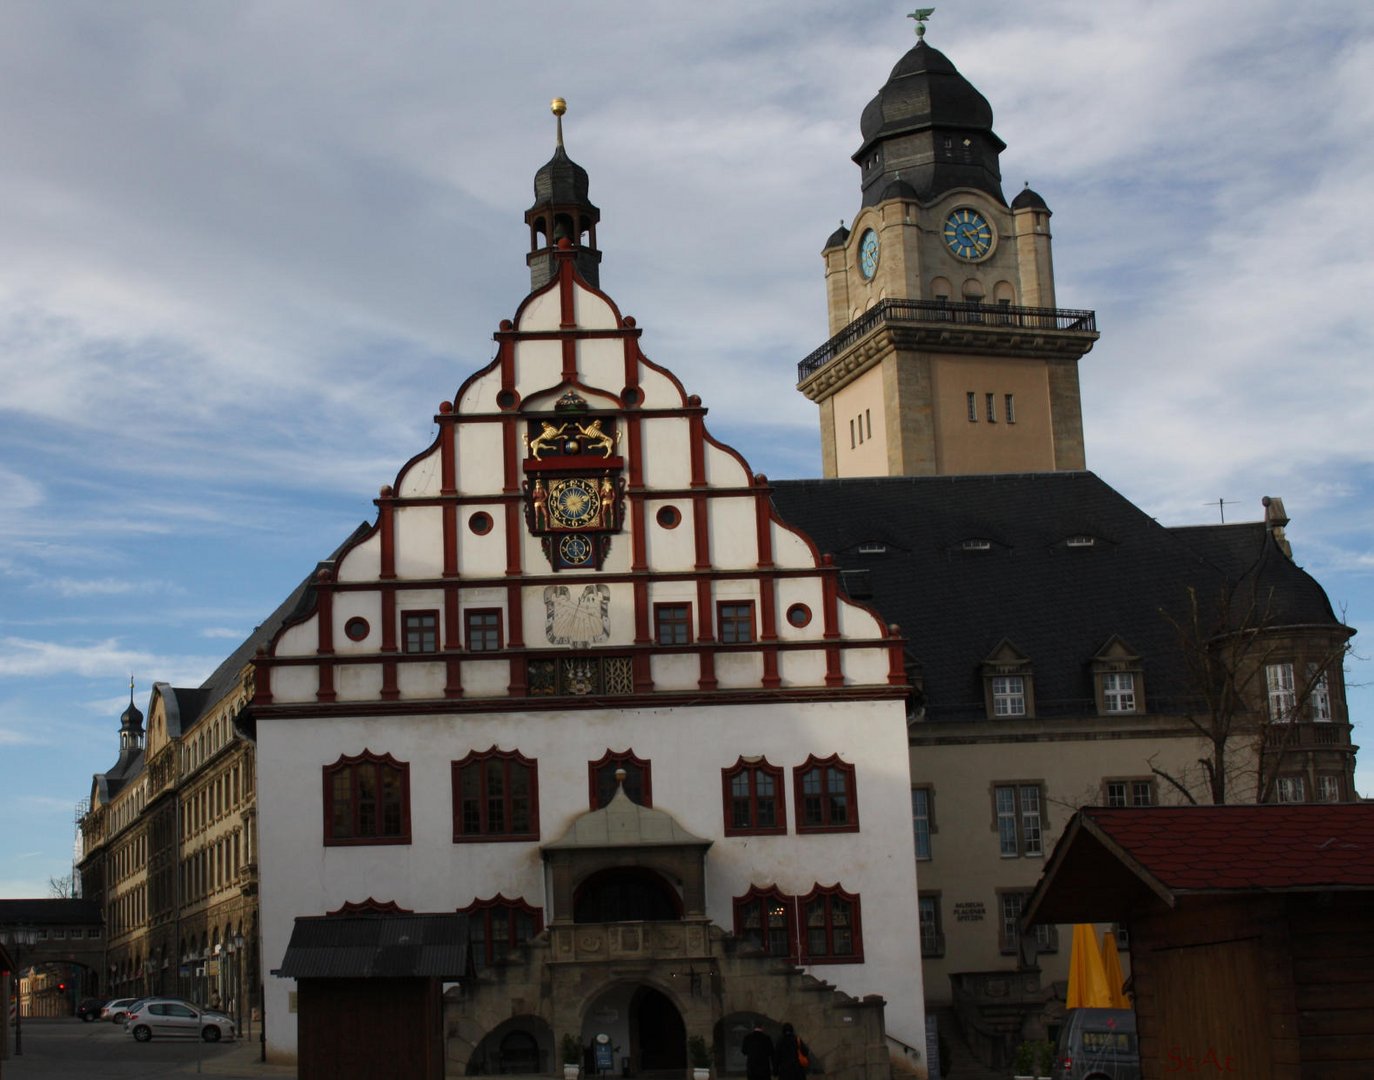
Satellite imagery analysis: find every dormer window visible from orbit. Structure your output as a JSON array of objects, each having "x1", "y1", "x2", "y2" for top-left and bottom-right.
[
  {"x1": 1066, "y1": 535, "x2": 1095, "y2": 548},
  {"x1": 857, "y1": 542, "x2": 887, "y2": 554},
  {"x1": 962, "y1": 538, "x2": 991, "y2": 552},
  {"x1": 982, "y1": 642, "x2": 1034, "y2": 719},
  {"x1": 1093, "y1": 637, "x2": 1144, "y2": 716}
]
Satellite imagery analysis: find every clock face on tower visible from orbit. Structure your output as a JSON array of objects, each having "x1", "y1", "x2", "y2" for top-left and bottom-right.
[
  {"x1": 942, "y1": 208, "x2": 994, "y2": 260},
  {"x1": 858, "y1": 229, "x2": 880, "y2": 279},
  {"x1": 548, "y1": 478, "x2": 600, "y2": 527}
]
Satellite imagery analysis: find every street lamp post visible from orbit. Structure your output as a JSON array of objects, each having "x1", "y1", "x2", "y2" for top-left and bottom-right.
[
  {"x1": 3, "y1": 926, "x2": 39, "y2": 1056},
  {"x1": 232, "y1": 931, "x2": 245, "y2": 1035}
]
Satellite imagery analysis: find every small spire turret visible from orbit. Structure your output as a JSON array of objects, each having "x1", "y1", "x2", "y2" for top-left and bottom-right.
[{"x1": 526, "y1": 97, "x2": 602, "y2": 290}]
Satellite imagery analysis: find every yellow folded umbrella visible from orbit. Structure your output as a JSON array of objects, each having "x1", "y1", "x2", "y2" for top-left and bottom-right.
[
  {"x1": 1099, "y1": 929, "x2": 1130, "y2": 1008},
  {"x1": 1065, "y1": 923, "x2": 1112, "y2": 1009}
]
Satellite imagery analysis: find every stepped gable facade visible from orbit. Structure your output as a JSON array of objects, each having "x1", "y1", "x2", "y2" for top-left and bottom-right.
[{"x1": 250, "y1": 114, "x2": 924, "y2": 1077}]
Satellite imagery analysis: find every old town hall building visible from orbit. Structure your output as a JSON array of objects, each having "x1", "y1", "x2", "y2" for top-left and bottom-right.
[{"x1": 73, "y1": 19, "x2": 1357, "y2": 1078}]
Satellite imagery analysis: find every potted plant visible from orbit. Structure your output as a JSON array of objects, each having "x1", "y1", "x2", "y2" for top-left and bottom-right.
[
  {"x1": 1012, "y1": 1038, "x2": 1054, "y2": 1080},
  {"x1": 688, "y1": 1034, "x2": 711, "y2": 1080},
  {"x1": 562, "y1": 1034, "x2": 582, "y2": 1080}
]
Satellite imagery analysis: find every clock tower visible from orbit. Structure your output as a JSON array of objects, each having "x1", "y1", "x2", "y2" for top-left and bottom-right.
[{"x1": 798, "y1": 21, "x2": 1099, "y2": 478}]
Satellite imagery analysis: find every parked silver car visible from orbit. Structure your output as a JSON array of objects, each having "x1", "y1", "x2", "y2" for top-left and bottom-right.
[
  {"x1": 100, "y1": 997, "x2": 139, "y2": 1023},
  {"x1": 124, "y1": 998, "x2": 236, "y2": 1042}
]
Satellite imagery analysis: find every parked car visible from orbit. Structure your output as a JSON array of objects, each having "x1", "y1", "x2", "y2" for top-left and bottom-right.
[
  {"x1": 76, "y1": 997, "x2": 104, "y2": 1021},
  {"x1": 100, "y1": 997, "x2": 139, "y2": 1023},
  {"x1": 1052, "y1": 1008, "x2": 1140, "y2": 1080},
  {"x1": 124, "y1": 998, "x2": 236, "y2": 1042}
]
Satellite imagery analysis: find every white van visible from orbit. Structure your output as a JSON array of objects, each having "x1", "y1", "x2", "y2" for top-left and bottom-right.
[{"x1": 1051, "y1": 1008, "x2": 1140, "y2": 1080}]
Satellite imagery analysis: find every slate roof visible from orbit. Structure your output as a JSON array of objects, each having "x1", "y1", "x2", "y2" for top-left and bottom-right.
[
  {"x1": 276, "y1": 914, "x2": 469, "y2": 980},
  {"x1": 1025, "y1": 804, "x2": 1374, "y2": 925},
  {"x1": 0, "y1": 898, "x2": 103, "y2": 925},
  {"x1": 769, "y1": 473, "x2": 1346, "y2": 724}
]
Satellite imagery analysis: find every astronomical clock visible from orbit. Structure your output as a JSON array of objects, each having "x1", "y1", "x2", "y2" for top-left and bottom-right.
[{"x1": 522, "y1": 391, "x2": 625, "y2": 570}]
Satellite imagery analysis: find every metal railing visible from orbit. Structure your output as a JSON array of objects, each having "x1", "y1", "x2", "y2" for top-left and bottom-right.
[{"x1": 797, "y1": 298, "x2": 1098, "y2": 382}]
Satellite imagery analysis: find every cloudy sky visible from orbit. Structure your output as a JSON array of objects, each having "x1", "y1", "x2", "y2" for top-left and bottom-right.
[{"x1": 3, "y1": 1, "x2": 1372, "y2": 898}]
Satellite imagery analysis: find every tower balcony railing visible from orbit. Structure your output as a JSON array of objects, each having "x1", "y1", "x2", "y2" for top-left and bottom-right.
[{"x1": 797, "y1": 298, "x2": 1098, "y2": 382}]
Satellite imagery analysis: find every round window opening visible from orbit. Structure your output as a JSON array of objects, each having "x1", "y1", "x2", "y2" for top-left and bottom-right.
[
  {"x1": 344, "y1": 616, "x2": 370, "y2": 642},
  {"x1": 786, "y1": 603, "x2": 812, "y2": 628},
  {"x1": 656, "y1": 505, "x2": 681, "y2": 529},
  {"x1": 496, "y1": 389, "x2": 518, "y2": 410},
  {"x1": 622, "y1": 387, "x2": 641, "y2": 406},
  {"x1": 469, "y1": 511, "x2": 493, "y2": 535}
]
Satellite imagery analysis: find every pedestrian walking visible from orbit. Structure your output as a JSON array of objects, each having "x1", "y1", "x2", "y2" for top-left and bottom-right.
[
  {"x1": 742, "y1": 1023, "x2": 775, "y2": 1080},
  {"x1": 776, "y1": 1022, "x2": 810, "y2": 1080}
]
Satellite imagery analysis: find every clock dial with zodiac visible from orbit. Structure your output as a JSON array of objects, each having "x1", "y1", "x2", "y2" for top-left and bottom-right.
[
  {"x1": 942, "y1": 208, "x2": 994, "y2": 261},
  {"x1": 548, "y1": 477, "x2": 600, "y2": 528},
  {"x1": 858, "y1": 228, "x2": 880, "y2": 279}
]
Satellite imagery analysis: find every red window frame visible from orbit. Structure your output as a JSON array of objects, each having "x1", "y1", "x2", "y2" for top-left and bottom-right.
[
  {"x1": 721, "y1": 757, "x2": 787, "y2": 836},
  {"x1": 452, "y1": 748, "x2": 539, "y2": 842},
  {"x1": 401, "y1": 609, "x2": 440, "y2": 653},
  {"x1": 322, "y1": 751, "x2": 411, "y2": 846},
  {"x1": 794, "y1": 753, "x2": 859, "y2": 833},
  {"x1": 799, "y1": 884, "x2": 862, "y2": 963},
  {"x1": 464, "y1": 608, "x2": 504, "y2": 652},
  {"x1": 653, "y1": 602, "x2": 693, "y2": 646},
  {"x1": 459, "y1": 894, "x2": 543, "y2": 968},
  {"x1": 732, "y1": 885, "x2": 796, "y2": 961},
  {"x1": 716, "y1": 600, "x2": 756, "y2": 644},
  {"x1": 588, "y1": 748, "x2": 652, "y2": 809}
]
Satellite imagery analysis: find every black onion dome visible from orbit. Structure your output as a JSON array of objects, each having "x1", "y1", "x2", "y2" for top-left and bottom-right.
[
  {"x1": 120, "y1": 698, "x2": 144, "y2": 733},
  {"x1": 530, "y1": 145, "x2": 599, "y2": 213},
  {"x1": 853, "y1": 40, "x2": 1006, "y2": 207},
  {"x1": 825, "y1": 222, "x2": 851, "y2": 249},
  {"x1": 858, "y1": 42, "x2": 995, "y2": 148},
  {"x1": 1011, "y1": 184, "x2": 1050, "y2": 212}
]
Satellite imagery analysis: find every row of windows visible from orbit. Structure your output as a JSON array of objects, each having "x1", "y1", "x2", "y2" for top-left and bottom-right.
[
  {"x1": 911, "y1": 778, "x2": 1159, "y2": 861},
  {"x1": 35, "y1": 927, "x2": 102, "y2": 941},
  {"x1": 324, "y1": 750, "x2": 860, "y2": 844},
  {"x1": 1265, "y1": 662, "x2": 1332, "y2": 722},
  {"x1": 987, "y1": 671, "x2": 1138, "y2": 718},
  {"x1": 965, "y1": 392, "x2": 1016, "y2": 425},
  {"x1": 1275, "y1": 774, "x2": 1345, "y2": 803},
  {"x1": 919, "y1": 890, "x2": 1056, "y2": 959},
  {"x1": 182, "y1": 762, "x2": 247, "y2": 840},
  {"x1": 849, "y1": 408, "x2": 873, "y2": 450}
]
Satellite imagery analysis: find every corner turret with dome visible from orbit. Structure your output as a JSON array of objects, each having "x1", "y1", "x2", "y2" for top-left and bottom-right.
[
  {"x1": 526, "y1": 98, "x2": 602, "y2": 291},
  {"x1": 799, "y1": 10, "x2": 1099, "y2": 480}
]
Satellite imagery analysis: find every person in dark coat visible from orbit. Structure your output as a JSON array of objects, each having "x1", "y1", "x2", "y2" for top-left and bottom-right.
[
  {"x1": 741, "y1": 1023, "x2": 775, "y2": 1080},
  {"x1": 775, "y1": 1023, "x2": 810, "y2": 1080}
]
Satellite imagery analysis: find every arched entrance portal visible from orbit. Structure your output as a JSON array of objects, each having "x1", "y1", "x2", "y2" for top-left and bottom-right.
[{"x1": 632, "y1": 986, "x2": 685, "y2": 1074}]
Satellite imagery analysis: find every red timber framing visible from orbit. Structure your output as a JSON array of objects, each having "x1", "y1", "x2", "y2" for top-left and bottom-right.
[{"x1": 252, "y1": 241, "x2": 907, "y2": 719}]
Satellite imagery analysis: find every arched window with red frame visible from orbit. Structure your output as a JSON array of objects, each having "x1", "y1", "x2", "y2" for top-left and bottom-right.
[
  {"x1": 322, "y1": 751, "x2": 411, "y2": 846},
  {"x1": 452, "y1": 748, "x2": 539, "y2": 842},
  {"x1": 589, "y1": 748, "x2": 652, "y2": 809},
  {"x1": 794, "y1": 753, "x2": 859, "y2": 833},
  {"x1": 800, "y1": 883, "x2": 862, "y2": 963},
  {"x1": 459, "y1": 894, "x2": 543, "y2": 967},
  {"x1": 732, "y1": 885, "x2": 796, "y2": 960},
  {"x1": 722, "y1": 757, "x2": 787, "y2": 835}
]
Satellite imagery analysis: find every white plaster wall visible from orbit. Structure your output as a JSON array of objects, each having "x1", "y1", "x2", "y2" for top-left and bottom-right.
[
  {"x1": 271, "y1": 665, "x2": 318, "y2": 704},
  {"x1": 778, "y1": 650, "x2": 827, "y2": 686},
  {"x1": 648, "y1": 653, "x2": 698, "y2": 691},
  {"x1": 397, "y1": 445, "x2": 443, "y2": 498},
  {"x1": 709, "y1": 500, "x2": 759, "y2": 568},
  {"x1": 771, "y1": 522, "x2": 817, "y2": 568},
  {"x1": 393, "y1": 507, "x2": 444, "y2": 579},
  {"x1": 639, "y1": 418, "x2": 693, "y2": 489},
  {"x1": 460, "y1": 660, "x2": 509, "y2": 698},
  {"x1": 843, "y1": 647, "x2": 890, "y2": 686},
  {"x1": 634, "y1": 365, "x2": 684, "y2": 411},
  {"x1": 398, "y1": 661, "x2": 447, "y2": 700},
  {"x1": 277, "y1": 618, "x2": 318, "y2": 657},
  {"x1": 641, "y1": 501, "x2": 695, "y2": 571},
  {"x1": 336, "y1": 663, "x2": 384, "y2": 701},
  {"x1": 514, "y1": 339, "x2": 562, "y2": 391},
  {"x1": 458, "y1": 513, "x2": 507, "y2": 578},
  {"x1": 333, "y1": 593, "x2": 384, "y2": 655},
  {"x1": 457, "y1": 368, "x2": 501, "y2": 415},
  {"x1": 335, "y1": 531, "x2": 381, "y2": 582},
  {"x1": 257, "y1": 697, "x2": 923, "y2": 1059},
  {"x1": 572, "y1": 285, "x2": 618, "y2": 331},
  {"x1": 456, "y1": 425, "x2": 504, "y2": 495},
  {"x1": 573, "y1": 337, "x2": 624, "y2": 393},
  {"x1": 775, "y1": 579, "x2": 825, "y2": 639},
  {"x1": 836, "y1": 600, "x2": 886, "y2": 640},
  {"x1": 516, "y1": 289, "x2": 561, "y2": 333},
  {"x1": 714, "y1": 651, "x2": 764, "y2": 689},
  {"x1": 703, "y1": 441, "x2": 750, "y2": 487}
]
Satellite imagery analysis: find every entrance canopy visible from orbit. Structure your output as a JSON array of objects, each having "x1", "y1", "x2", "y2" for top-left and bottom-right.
[{"x1": 277, "y1": 914, "x2": 470, "y2": 980}]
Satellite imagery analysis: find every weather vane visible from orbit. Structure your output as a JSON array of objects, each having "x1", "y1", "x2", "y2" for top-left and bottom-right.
[{"x1": 908, "y1": 8, "x2": 935, "y2": 39}]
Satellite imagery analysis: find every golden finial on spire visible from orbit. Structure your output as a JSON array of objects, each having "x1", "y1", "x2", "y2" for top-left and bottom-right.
[{"x1": 551, "y1": 97, "x2": 567, "y2": 147}]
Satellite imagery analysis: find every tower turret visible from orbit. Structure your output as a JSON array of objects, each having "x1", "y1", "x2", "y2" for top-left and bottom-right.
[
  {"x1": 118, "y1": 676, "x2": 144, "y2": 754},
  {"x1": 525, "y1": 98, "x2": 602, "y2": 291}
]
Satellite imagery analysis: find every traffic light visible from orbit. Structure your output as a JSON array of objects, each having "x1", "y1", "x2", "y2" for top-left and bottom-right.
[{"x1": 58, "y1": 982, "x2": 67, "y2": 992}]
